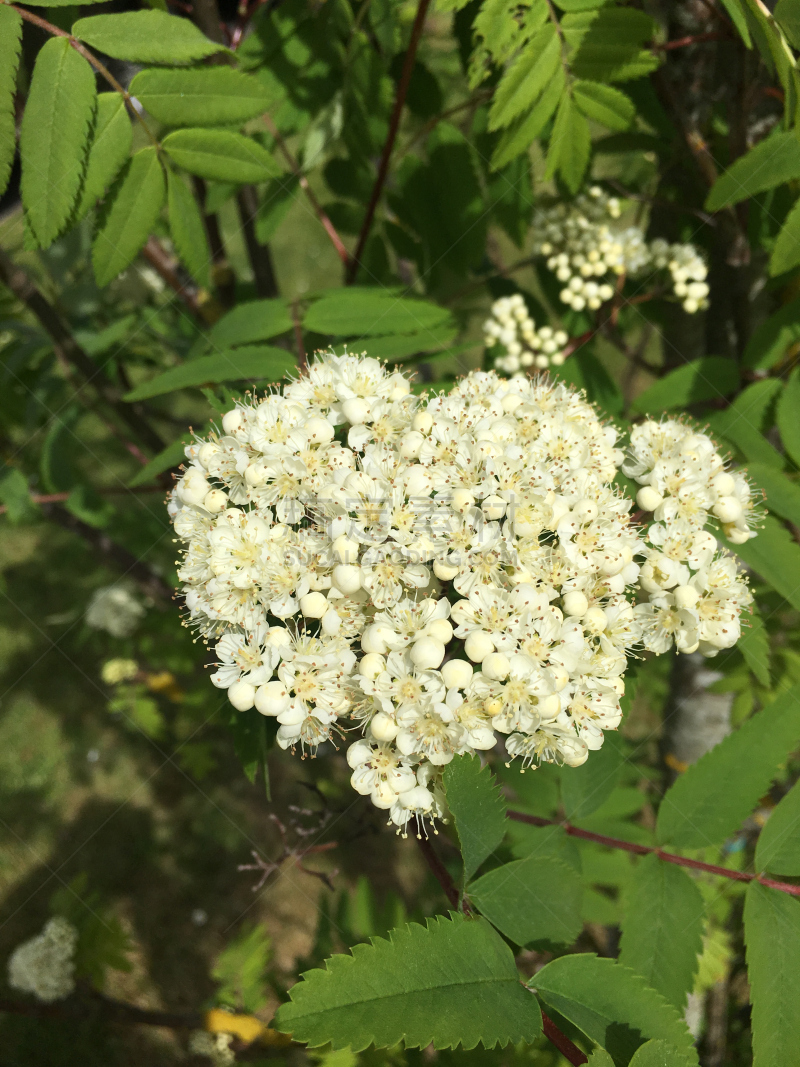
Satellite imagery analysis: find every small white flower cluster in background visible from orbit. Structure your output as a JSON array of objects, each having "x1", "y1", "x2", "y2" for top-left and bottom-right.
[
  {"x1": 624, "y1": 420, "x2": 757, "y2": 657},
  {"x1": 532, "y1": 186, "x2": 710, "y2": 314},
  {"x1": 168, "y1": 353, "x2": 756, "y2": 836},
  {"x1": 85, "y1": 584, "x2": 145, "y2": 638},
  {"x1": 189, "y1": 1031, "x2": 235, "y2": 1066},
  {"x1": 482, "y1": 294, "x2": 569, "y2": 375},
  {"x1": 8, "y1": 916, "x2": 78, "y2": 1002}
]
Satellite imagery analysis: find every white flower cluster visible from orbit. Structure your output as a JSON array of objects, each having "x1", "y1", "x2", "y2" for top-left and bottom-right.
[
  {"x1": 168, "y1": 353, "x2": 755, "y2": 835},
  {"x1": 8, "y1": 916, "x2": 78, "y2": 1002},
  {"x1": 624, "y1": 420, "x2": 756, "y2": 657},
  {"x1": 532, "y1": 186, "x2": 710, "y2": 314},
  {"x1": 482, "y1": 294, "x2": 569, "y2": 375},
  {"x1": 85, "y1": 584, "x2": 145, "y2": 638},
  {"x1": 189, "y1": 1031, "x2": 235, "y2": 1066}
]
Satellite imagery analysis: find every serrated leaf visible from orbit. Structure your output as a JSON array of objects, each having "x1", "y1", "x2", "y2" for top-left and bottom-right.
[
  {"x1": 73, "y1": 11, "x2": 227, "y2": 64},
  {"x1": 163, "y1": 129, "x2": 281, "y2": 184},
  {"x1": 128, "y1": 436, "x2": 189, "y2": 487},
  {"x1": 744, "y1": 881, "x2": 800, "y2": 1067},
  {"x1": 274, "y1": 914, "x2": 542, "y2": 1050},
  {"x1": 565, "y1": 8, "x2": 659, "y2": 83},
  {"x1": 468, "y1": 853, "x2": 583, "y2": 947},
  {"x1": 771, "y1": 197, "x2": 800, "y2": 276},
  {"x1": 92, "y1": 147, "x2": 165, "y2": 287},
  {"x1": 443, "y1": 754, "x2": 506, "y2": 884},
  {"x1": 705, "y1": 131, "x2": 800, "y2": 211},
  {"x1": 630, "y1": 1040, "x2": 690, "y2": 1067},
  {"x1": 20, "y1": 38, "x2": 96, "y2": 247},
  {"x1": 629, "y1": 357, "x2": 739, "y2": 416},
  {"x1": 656, "y1": 683, "x2": 800, "y2": 849},
  {"x1": 573, "y1": 81, "x2": 635, "y2": 130},
  {"x1": 546, "y1": 93, "x2": 590, "y2": 194},
  {"x1": 255, "y1": 176, "x2": 300, "y2": 243},
  {"x1": 532, "y1": 954, "x2": 697, "y2": 1066},
  {"x1": 705, "y1": 379, "x2": 784, "y2": 468},
  {"x1": 488, "y1": 24, "x2": 560, "y2": 132},
  {"x1": 755, "y1": 779, "x2": 800, "y2": 875},
  {"x1": 206, "y1": 300, "x2": 292, "y2": 349},
  {"x1": 167, "y1": 170, "x2": 211, "y2": 288},
  {"x1": 747, "y1": 462, "x2": 800, "y2": 528},
  {"x1": 124, "y1": 346, "x2": 297, "y2": 401},
  {"x1": 75, "y1": 94, "x2": 133, "y2": 221},
  {"x1": 733, "y1": 515, "x2": 800, "y2": 612},
  {"x1": 743, "y1": 297, "x2": 800, "y2": 369},
  {"x1": 0, "y1": 6, "x2": 22, "y2": 200},
  {"x1": 490, "y1": 66, "x2": 564, "y2": 170},
  {"x1": 560, "y1": 731, "x2": 624, "y2": 819},
  {"x1": 130, "y1": 67, "x2": 271, "y2": 127},
  {"x1": 304, "y1": 290, "x2": 453, "y2": 338},
  {"x1": 777, "y1": 368, "x2": 800, "y2": 467},
  {"x1": 619, "y1": 855, "x2": 704, "y2": 1012},
  {"x1": 738, "y1": 602, "x2": 771, "y2": 687}
]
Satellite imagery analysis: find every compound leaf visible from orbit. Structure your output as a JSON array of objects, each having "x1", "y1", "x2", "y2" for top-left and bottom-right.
[
  {"x1": 573, "y1": 81, "x2": 635, "y2": 131},
  {"x1": 656, "y1": 683, "x2": 800, "y2": 849},
  {"x1": 0, "y1": 6, "x2": 22, "y2": 200},
  {"x1": 488, "y1": 24, "x2": 560, "y2": 131},
  {"x1": 73, "y1": 11, "x2": 227, "y2": 64},
  {"x1": 163, "y1": 128, "x2": 281, "y2": 184},
  {"x1": 744, "y1": 881, "x2": 800, "y2": 1067},
  {"x1": 273, "y1": 914, "x2": 542, "y2": 1050},
  {"x1": 124, "y1": 346, "x2": 297, "y2": 401},
  {"x1": 755, "y1": 778, "x2": 800, "y2": 875},
  {"x1": 443, "y1": 755, "x2": 506, "y2": 884},
  {"x1": 75, "y1": 93, "x2": 133, "y2": 220},
  {"x1": 92, "y1": 147, "x2": 165, "y2": 286},
  {"x1": 130, "y1": 67, "x2": 271, "y2": 127}
]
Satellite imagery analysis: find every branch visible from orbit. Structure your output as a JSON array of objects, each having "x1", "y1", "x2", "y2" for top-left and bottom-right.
[
  {"x1": 540, "y1": 1012, "x2": 588, "y2": 1066},
  {"x1": 345, "y1": 0, "x2": 432, "y2": 284},
  {"x1": 236, "y1": 187, "x2": 279, "y2": 298},
  {"x1": 655, "y1": 32, "x2": 728, "y2": 50},
  {"x1": 0, "y1": 250, "x2": 165, "y2": 455},
  {"x1": 263, "y1": 114, "x2": 351, "y2": 269},
  {"x1": 142, "y1": 237, "x2": 207, "y2": 322},
  {"x1": 508, "y1": 811, "x2": 800, "y2": 897}
]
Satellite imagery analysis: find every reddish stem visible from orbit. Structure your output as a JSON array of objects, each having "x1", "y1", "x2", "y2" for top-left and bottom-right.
[
  {"x1": 541, "y1": 1011, "x2": 588, "y2": 1066},
  {"x1": 345, "y1": 0, "x2": 432, "y2": 284},
  {"x1": 508, "y1": 811, "x2": 800, "y2": 897},
  {"x1": 656, "y1": 31, "x2": 727, "y2": 50},
  {"x1": 416, "y1": 834, "x2": 462, "y2": 910}
]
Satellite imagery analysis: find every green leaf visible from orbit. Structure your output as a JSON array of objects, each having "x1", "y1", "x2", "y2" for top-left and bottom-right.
[
  {"x1": 468, "y1": 853, "x2": 583, "y2": 947},
  {"x1": 72, "y1": 11, "x2": 227, "y2": 64},
  {"x1": 19, "y1": 38, "x2": 96, "y2": 247},
  {"x1": 487, "y1": 24, "x2": 560, "y2": 132},
  {"x1": 0, "y1": 467, "x2": 38, "y2": 524},
  {"x1": 656, "y1": 683, "x2": 800, "y2": 849},
  {"x1": 490, "y1": 66, "x2": 564, "y2": 170},
  {"x1": 546, "y1": 93, "x2": 590, "y2": 194},
  {"x1": 565, "y1": 8, "x2": 659, "y2": 83},
  {"x1": 630, "y1": 1040, "x2": 692, "y2": 1067},
  {"x1": 705, "y1": 379, "x2": 784, "y2": 468},
  {"x1": 167, "y1": 170, "x2": 211, "y2": 288},
  {"x1": 273, "y1": 914, "x2": 542, "y2": 1051},
  {"x1": 755, "y1": 779, "x2": 800, "y2": 875},
  {"x1": 777, "y1": 368, "x2": 800, "y2": 467},
  {"x1": 162, "y1": 129, "x2": 281, "y2": 184},
  {"x1": 531, "y1": 954, "x2": 697, "y2": 1066},
  {"x1": 629, "y1": 358, "x2": 739, "y2": 416},
  {"x1": 206, "y1": 299, "x2": 293, "y2": 349},
  {"x1": 619, "y1": 855, "x2": 705, "y2": 1011},
  {"x1": 705, "y1": 131, "x2": 800, "y2": 211},
  {"x1": 0, "y1": 6, "x2": 22, "y2": 200},
  {"x1": 738, "y1": 602, "x2": 771, "y2": 687},
  {"x1": 719, "y1": 0, "x2": 752, "y2": 46},
  {"x1": 743, "y1": 297, "x2": 800, "y2": 369},
  {"x1": 747, "y1": 463, "x2": 800, "y2": 527},
  {"x1": 771, "y1": 197, "x2": 800, "y2": 276},
  {"x1": 776, "y1": 0, "x2": 800, "y2": 48},
  {"x1": 75, "y1": 94, "x2": 133, "y2": 221},
  {"x1": 304, "y1": 290, "x2": 454, "y2": 338},
  {"x1": 442, "y1": 754, "x2": 506, "y2": 884},
  {"x1": 92, "y1": 147, "x2": 165, "y2": 287},
  {"x1": 130, "y1": 67, "x2": 271, "y2": 127},
  {"x1": 255, "y1": 176, "x2": 300, "y2": 244},
  {"x1": 212, "y1": 924, "x2": 271, "y2": 1013},
  {"x1": 560, "y1": 731, "x2": 624, "y2": 820},
  {"x1": 573, "y1": 81, "x2": 635, "y2": 131},
  {"x1": 744, "y1": 881, "x2": 800, "y2": 1067},
  {"x1": 128, "y1": 436, "x2": 189, "y2": 487},
  {"x1": 588, "y1": 1052, "x2": 615, "y2": 1067},
  {"x1": 124, "y1": 346, "x2": 297, "y2": 401},
  {"x1": 343, "y1": 324, "x2": 458, "y2": 362},
  {"x1": 733, "y1": 515, "x2": 800, "y2": 612}
]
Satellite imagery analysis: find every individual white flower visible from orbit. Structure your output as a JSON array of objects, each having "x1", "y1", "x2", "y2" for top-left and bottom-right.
[{"x1": 8, "y1": 917, "x2": 78, "y2": 1003}]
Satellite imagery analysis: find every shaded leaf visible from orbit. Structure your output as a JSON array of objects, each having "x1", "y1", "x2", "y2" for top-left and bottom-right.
[
  {"x1": 755, "y1": 778, "x2": 800, "y2": 875},
  {"x1": 0, "y1": 6, "x2": 22, "y2": 200},
  {"x1": 443, "y1": 754, "x2": 506, "y2": 884},
  {"x1": 488, "y1": 24, "x2": 560, "y2": 131},
  {"x1": 128, "y1": 436, "x2": 189, "y2": 487},
  {"x1": 619, "y1": 855, "x2": 705, "y2": 1011},
  {"x1": 163, "y1": 128, "x2": 281, "y2": 184},
  {"x1": 206, "y1": 300, "x2": 293, "y2": 349},
  {"x1": 738, "y1": 602, "x2": 771, "y2": 687},
  {"x1": 304, "y1": 290, "x2": 453, "y2": 338},
  {"x1": 777, "y1": 367, "x2": 800, "y2": 467},
  {"x1": 771, "y1": 197, "x2": 800, "y2": 276},
  {"x1": 744, "y1": 881, "x2": 800, "y2": 1067},
  {"x1": 546, "y1": 93, "x2": 590, "y2": 194},
  {"x1": 705, "y1": 379, "x2": 784, "y2": 468},
  {"x1": 532, "y1": 954, "x2": 697, "y2": 1066},
  {"x1": 747, "y1": 462, "x2": 800, "y2": 528},
  {"x1": 560, "y1": 730, "x2": 624, "y2": 820},
  {"x1": 490, "y1": 66, "x2": 564, "y2": 170},
  {"x1": 629, "y1": 357, "x2": 739, "y2": 416},
  {"x1": 92, "y1": 147, "x2": 165, "y2": 286},
  {"x1": 20, "y1": 38, "x2": 96, "y2": 247},
  {"x1": 573, "y1": 81, "x2": 635, "y2": 131},
  {"x1": 255, "y1": 176, "x2": 300, "y2": 244},
  {"x1": 75, "y1": 94, "x2": 133, "y2": 221},
  {"x1": 733, "y1": 515, "x2": 800, "y2": 612},
  {"x1": 124, "y1": 346, "x2": 297, "y2": 401},
  {"x1": 630, "y1": 1041, "x2": 691, "y2": 1067},
  {"x1": 274, "y1": 914, "x2": 542, "y2": 1051},
  {"x1": 213, "y1": 924, "x2": 271, "y2": 1013},
  {"x1": 469, "y1": 853, "x2": 583, "y2": 947},
  {"x1": 0, "y1": 467, "x2": 38, "y2": 524},
  {"x1": 130, "y1": 67, "x2": 271, "y2": 127},
  {"x1": 743, "y1": 296, "x2": 800, "y2": 369},
  {"x1": 73, "y1": 11, "x2": 227, "y2": 64},
  {"x1": 656, "y1": 683, "x2": 800, "y2": 848},
  {"x1": 565, "y1": 8, "x2": 659, "y2": 83},
  {"x1": 167, "y1": 169, "x2": 211, "y2": 288},
  {"x1": 705, "y1": 131, "x2": 800, "y2": 211}
]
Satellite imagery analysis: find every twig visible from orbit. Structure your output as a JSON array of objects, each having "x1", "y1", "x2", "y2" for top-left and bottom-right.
[
  {"x1": 236, "y1": 187, "x2": 279, "y2": 298},
  {"x1": 655, "y1": 32, "x2": 728, "y2": 50},
  {"x1": 508, "y1": 811, "x2": 800, "y2": 897},
  {"x1": 0, "y1": 250, "x2": 164, "y2": 455},
  {"x1": 346, "y1": 0, "x2": 432, "y2": 284},
  {"x1": 0, "y1": 485, "x2": 164, "y2": 515},
  {"x1": 263, "y1": 113, "x2": 351, "y2": 268},
  {"x1": 540, "y1": 1012, "x2": 588, "y2": 1066},
  {"x1": 402, "y1": 90, "x2": 492, "y2": 154},
  {"x1": 142, "y1": 237, "x2": 206, "y2": 321}
]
